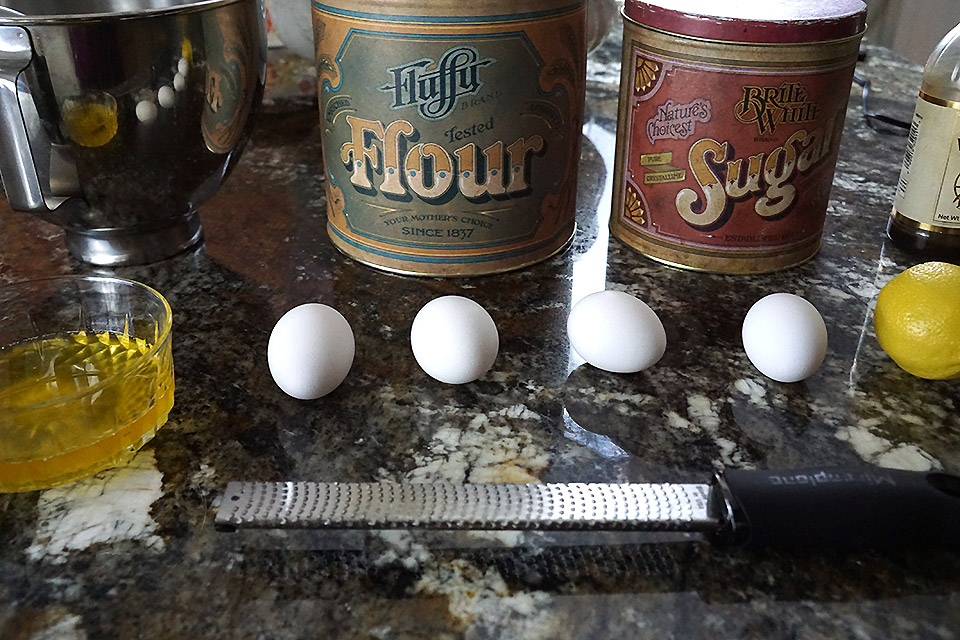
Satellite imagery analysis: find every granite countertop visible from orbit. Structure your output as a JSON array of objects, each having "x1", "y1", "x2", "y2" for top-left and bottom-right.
[{"x1": 2, "y1": 36, "x2": 959, "y2": 639}]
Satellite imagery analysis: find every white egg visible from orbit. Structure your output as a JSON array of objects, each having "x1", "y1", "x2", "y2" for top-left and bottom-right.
[
  {"x1": 741, "y1": 293, "x2": 827, "y2": 383},
  {"x1": 173, "y1": 72, "x2": 186, "y2": 92},
  {"x1": 567, "y1": 290, "x2": 666, "y2": 373},
  {"x1": 178, "y1": 57, "x2": 189, "y2": 76},
  {"x1": 135, "y1": 100, "x2": 157, "y2": 123},
  {"x1": 410, "y1": 296, "x2": 498, "y2": 384},
  {"x1": 158, "y1": 86, "x2": 175, "y2": 108},
  {"x1": 267, "y1": 303, "x2": 355, "y2": 399}
]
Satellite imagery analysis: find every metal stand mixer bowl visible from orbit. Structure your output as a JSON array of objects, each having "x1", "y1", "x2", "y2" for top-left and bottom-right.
[{"x1": 0, "y1": 0, "x2": 267, "y2": 265}]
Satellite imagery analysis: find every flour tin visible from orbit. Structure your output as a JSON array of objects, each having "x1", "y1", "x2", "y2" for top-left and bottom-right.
[
  {"x1": 611, "y1": 0, "x2": 867, "y2": 273},
  {"x1": 312, "y1": 0, "x2": 587, "y2": 276}
]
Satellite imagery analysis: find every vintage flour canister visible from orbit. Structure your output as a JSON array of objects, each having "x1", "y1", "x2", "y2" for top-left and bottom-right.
[
  {"x1": 611, "y1": 0, "x2": 867, "y2": 273},
  {"x1": 312, "y1": 0, "x2": 587, "y2": 276}
]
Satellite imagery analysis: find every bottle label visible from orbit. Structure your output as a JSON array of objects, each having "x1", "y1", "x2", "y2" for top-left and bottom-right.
[{"x1": 894, "y1": 94, "x2": 960, "y2": 228}]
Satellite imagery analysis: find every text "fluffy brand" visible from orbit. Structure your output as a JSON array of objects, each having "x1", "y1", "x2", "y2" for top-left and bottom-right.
[{"x1": 380, "y1": 46, "x2": 495, "y2": 121}]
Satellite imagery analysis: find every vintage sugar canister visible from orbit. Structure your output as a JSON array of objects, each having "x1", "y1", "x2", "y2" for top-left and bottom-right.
[
  {"x1": 611, "y1": 0, "x2": 867, "y2": 273},
  {"x1": 312, "y1": 0, "x2": 587, "y2": 276}
]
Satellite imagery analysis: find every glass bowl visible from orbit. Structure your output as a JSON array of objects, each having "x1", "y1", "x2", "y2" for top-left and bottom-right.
[{"x1": 0, "y1": 275, "x2": 174, "y2": 492}]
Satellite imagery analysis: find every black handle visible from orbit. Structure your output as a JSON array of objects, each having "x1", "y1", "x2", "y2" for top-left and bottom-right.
[{"x1": 719, "y1": 467, "x2": 960, "y2": 549}]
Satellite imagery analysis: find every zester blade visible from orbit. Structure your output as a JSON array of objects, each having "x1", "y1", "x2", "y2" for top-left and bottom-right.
[{"x1": 215, "y1": 481, "x2": 720, "y2": 532}]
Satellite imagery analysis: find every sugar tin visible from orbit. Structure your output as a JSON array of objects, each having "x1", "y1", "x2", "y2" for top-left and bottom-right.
[{"x1": 611, "y1": 0, "x2": 867, "y2": 273}]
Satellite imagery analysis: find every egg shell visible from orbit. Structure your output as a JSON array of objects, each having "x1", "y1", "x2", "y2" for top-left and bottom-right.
[
  {"x1": 158, "y1": 86, "x2": 175, "y2": 108},
  {"x1": 410, "y1": 296, "x2": 498, "y2": 384},
  {"x1": 173, "y1": 72, "x2": 186, "y2": 92},
  {"x1": 135, "y1": 100, "x2": 157, "y2": 123},
  {"x1": 741, "y1": 293, "x2": 827, "y2": 383},
  {"x1": 567, "y1": 290, "x2": 666, "y2": 373},
  {"x1": 267, "y1": 303, "x2": 355, "y2": 399}
]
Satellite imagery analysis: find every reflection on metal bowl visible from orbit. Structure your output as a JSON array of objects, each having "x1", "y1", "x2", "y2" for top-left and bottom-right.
[{"x1": 0, "y1": 0, "x2": 267, "y2": 265}]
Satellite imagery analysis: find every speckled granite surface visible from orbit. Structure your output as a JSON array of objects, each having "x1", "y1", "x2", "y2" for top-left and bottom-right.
[{"x1": 2, "y1": 36, "x2": 959, "y2": 639}]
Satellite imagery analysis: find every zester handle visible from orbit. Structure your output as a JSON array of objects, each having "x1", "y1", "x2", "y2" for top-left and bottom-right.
[{"x1": 721, "y1": 467, "x2": 960, "y2": 549}]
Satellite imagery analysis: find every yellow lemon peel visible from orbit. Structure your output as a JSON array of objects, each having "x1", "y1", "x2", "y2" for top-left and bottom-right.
[{"x1": 874, "y1": 261, "x2": 960, "y2": 379}]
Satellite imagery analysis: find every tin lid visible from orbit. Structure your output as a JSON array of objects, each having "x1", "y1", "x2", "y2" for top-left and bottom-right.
[{"x1": 623, "y1": 0, "x2": 867, "y2": 44}]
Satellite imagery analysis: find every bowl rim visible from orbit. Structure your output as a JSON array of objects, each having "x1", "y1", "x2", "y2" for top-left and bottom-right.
[
  {"x1": 0, "y1": 274, "x2": 173, "y2": 412},
  {"x1": 0, "y1": 0, "x2": 251, "y2": 24}
]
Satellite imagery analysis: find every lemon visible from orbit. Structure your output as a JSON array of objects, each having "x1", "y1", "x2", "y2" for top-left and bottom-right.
[{"x1": 874, "y1": 261, "x2": 960, "y2": 379}]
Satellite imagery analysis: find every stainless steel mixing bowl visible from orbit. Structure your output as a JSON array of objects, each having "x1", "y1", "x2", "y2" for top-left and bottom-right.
[{"x1": 0, "y1": 0, "x2": 267, "y2": 265}]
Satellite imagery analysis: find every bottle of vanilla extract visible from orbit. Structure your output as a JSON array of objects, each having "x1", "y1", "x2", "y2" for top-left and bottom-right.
[{"x1": 888, "y1": 22, "x2": 960, "y2": 262}]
